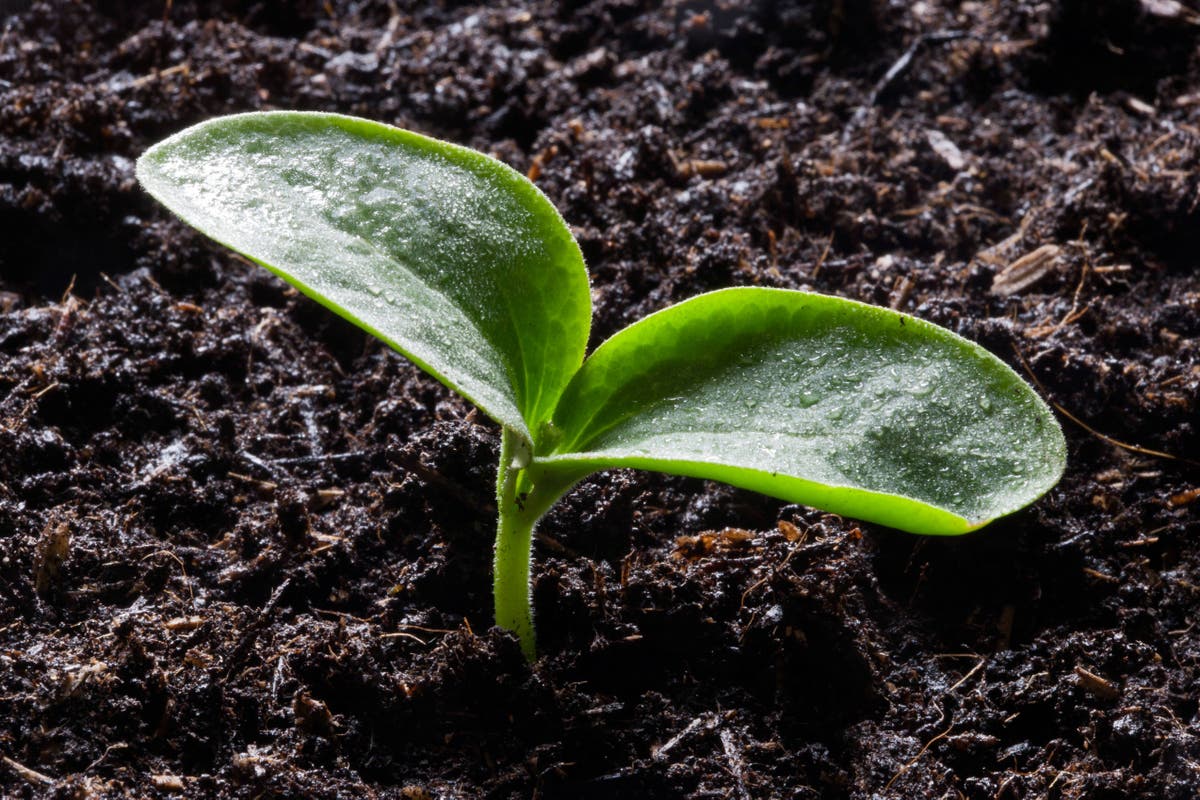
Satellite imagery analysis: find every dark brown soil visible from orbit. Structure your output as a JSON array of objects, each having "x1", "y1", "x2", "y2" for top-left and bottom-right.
[{"x1": 2, "y1": 1, "x2": 1199, "y2": 797}]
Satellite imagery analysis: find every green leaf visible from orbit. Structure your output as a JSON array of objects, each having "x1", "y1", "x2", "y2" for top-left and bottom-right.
[
  {"x1": 542, "y1": 288, "x2": 1065, "y2": 534},
  {"x1": 136, "y1": 111, "x2": 590, "y2": 443}
]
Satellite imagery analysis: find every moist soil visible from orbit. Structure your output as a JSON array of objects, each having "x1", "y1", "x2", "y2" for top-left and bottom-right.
[{"x1": 2, "y1": 1, "x2": 1199, "y2": 797}]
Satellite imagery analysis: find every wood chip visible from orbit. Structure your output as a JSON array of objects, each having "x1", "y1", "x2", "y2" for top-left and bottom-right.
[
  {"x1": 676, "y1": 158, "x2": 728, "y2": 179},
  {"x1": 525, "y1": 150, "x2": 546, "y2": 182},
  {"x1": 777, "y1": 519, "x2": 804, "y2": 542},
  {"x1": 293, "y1": 691, "x2": 337, "y2": 735},
  {"x1": 58, "y1": 660, "x2": 110, "y2": 699},
  {"x1": 312, "y1": 487, "x2": 345, "y2": 509},
  {"x1": 1168, "y1": 487, "x2": 1200, "y2": 507},
  {"x1": 1125, "y1": 96, "x2": 1157, "y2": 117},
  {"x1": 926, "y1": 129, "x2": 965, "y2": 170},
  {"x1": 0, "y1": 291, "x2": 21, "y2": 312},
  {"x1": 151, "y1": 774, "x2": 186, "y2": 792},
  {"x1": 756, "y1": 117, "x2": 790, "y2": 129},
  {"x1": 674, "y1": 527, "x2": 755, "y2": 557},
  {"x1": 34, "y1": 521, "x2": 71, "y2": 597},
  {"x1": 1119, "y1": 536, "x2": 1160, "y2": 548},
  {"x1": 889, "y1": 275, "x2": 915, "y2": 309},
  {"x1": 990, "y1": 244, "x2": 1062, "y2": 296},
  {"x1": 1083, "y1": 567, "x2": 1119, "y2": 584},
  {"x1": 165, "y1": 616, "x2": 204, "y2": 632},
  {"x1": 1074, "y1": 666, "x2": 1119, "y2": 700}
]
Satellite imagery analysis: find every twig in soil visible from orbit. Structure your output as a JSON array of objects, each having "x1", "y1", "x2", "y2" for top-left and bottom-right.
[
  {"x1": 141, "y1": 548, "x2": 194, "y2": 607},
  {"x1": 739, "y1": 547, "x2": 796, "y2": 612},
  {"x1": 882, "y1": 723, "x2": 954, "y2": 792},
  {"x1": 1011, "y1": 345, "x2": 1198, "y2": 467},
  {"x1": 842, "y1": 30, "x2": 969, "y2": 144},
  {"x1": 113, "y1": 63, "x2": 191, "y2": 94},
  {"x1": 59, "y1": 273, "x2": 77, "y2": 304},
  {"x1": 1026, "y1": 260, "x2": 1091, "y2": 338},
  {"x1": 718, "y1": 728, "x2": 751, "y2": 800},
  {"x1": 222, "y1": 577, "x2": 292, "y2": 680},
  {"x1": 1, "y1": 379, "x2": 60, "y2": 435},
  {"x1": 1045, "y1": 399, "x2": 1190, "y2": 465},
  {"x1": 975, "y1": 207, "x2": 1040, "y2": 267},
  {"x1": 1, "y1": 754, "x2": 55, "y2": 786},
  {"x1": 98, "y1": 272, "x2": 124, "y2": 294},
  {"x1": 946, "y1": 658, "x2": 986, "y2": 694},
  {"x1": 811, "y1": 230, "x2": 835, "y2": 278},
  {"x1": 379, "y1": 623, "x2": 459, "y2": 649},
  {"x1": 238, "y1": 451, "x2": 282, "y2": 479},
  {"x1": 1118, "y1": 534, "x2": 1161, "y2": 548},
  {"x1": 267, "y1": 451, "x2": 366, "y2": 467},
  {"x1": 83, "y1": 742, "x2": 130, "y2": 774},
  {"x1": 227, "y1": 471, "x2": 279, "y2": 493},
  {"x1": 312, "y1": 607, "x2": 371, "y2": 624},
  {"x1": 374, "y1": 1, "x2": 403, "y2": 52},
  {"x1": 653, "y1": 713, "x2": 717, "y2": 761},
  {"x1": 394, "y1": 623, "x2": 459, "y2": 634}
]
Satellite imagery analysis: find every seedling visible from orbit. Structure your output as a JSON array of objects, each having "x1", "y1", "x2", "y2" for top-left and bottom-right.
[{"x1": 137, "y1": 112, "x2": 1066, "y2": 659}]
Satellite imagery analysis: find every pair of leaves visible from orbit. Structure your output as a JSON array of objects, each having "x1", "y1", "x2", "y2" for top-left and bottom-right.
[{"x1": 138, "y1": 112, "x2": 1065, "y2": 535}]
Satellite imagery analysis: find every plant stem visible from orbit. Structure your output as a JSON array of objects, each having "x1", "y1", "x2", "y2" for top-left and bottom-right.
[{"x1": 493, "y1": 427, "x2": 577, "y2": 660}]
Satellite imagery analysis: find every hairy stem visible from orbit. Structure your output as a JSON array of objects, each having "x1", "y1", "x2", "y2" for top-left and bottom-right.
[{"x1": 493, "y1": 427, "x2": 578, "y2": 660}]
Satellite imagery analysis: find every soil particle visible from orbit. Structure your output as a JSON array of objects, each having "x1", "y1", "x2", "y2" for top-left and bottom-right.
[{"x1": 2, "y1": 1, "x2": 1200, "y2": 798}]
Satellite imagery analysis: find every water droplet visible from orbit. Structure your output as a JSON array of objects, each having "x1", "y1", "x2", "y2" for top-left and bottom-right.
[{"x1": 796, "y1": 391, "x2": 819, "y2": 408}]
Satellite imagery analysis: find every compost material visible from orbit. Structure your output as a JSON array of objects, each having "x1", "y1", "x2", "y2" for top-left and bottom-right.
[{"x1": 1, "y1": 1, "x2": 1198, "y2": 797}]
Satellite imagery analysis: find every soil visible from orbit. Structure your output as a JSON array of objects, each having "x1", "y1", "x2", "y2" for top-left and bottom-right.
[{"x1": 2, "y1": 0, "x2": 1199, "y2": 797}]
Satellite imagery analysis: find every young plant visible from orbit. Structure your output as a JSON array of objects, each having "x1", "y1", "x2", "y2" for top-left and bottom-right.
[{"x1": 137, "y1": 112, "x2": 1066, "y2": 659}]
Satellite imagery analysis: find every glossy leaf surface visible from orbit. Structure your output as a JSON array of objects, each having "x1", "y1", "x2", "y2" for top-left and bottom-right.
[
  {"x1": 137, "y1": 111, "x2": 590, "y2": 442},
  {"x1": 542, "y1": 288, "x2": 1066, "y2": 534}
]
